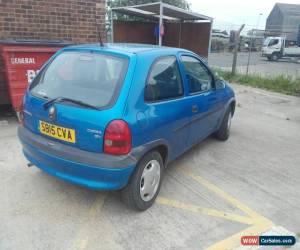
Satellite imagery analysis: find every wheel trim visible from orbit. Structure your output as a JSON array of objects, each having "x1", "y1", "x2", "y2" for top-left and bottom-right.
[{"x1": 140, "y1": 159, "x2": 161, "y2": 202}]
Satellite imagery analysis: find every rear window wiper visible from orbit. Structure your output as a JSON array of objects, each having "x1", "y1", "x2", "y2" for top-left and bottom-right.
[{"x1": 43, "y1": 97, "x2": 100, "y2": 110}]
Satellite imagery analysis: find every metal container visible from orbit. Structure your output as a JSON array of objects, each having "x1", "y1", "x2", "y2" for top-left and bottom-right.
[{"x1": 0, "y1": 40, "x2": 70, "y2": 112}]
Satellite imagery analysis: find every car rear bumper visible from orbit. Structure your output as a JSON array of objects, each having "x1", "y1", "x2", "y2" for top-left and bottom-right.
[{"x1": 18, "y1": 126, "x2": 136, "y2": 190}]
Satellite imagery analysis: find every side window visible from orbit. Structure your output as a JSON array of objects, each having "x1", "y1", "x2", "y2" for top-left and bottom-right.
[
  {"x1": 145, "y1": 56, "x2": 183, "y2": 102},
  {"x1": 268, "y1": 39, "x2": 279, "y2": 47},
  {"x1": 181, "y1": 56, "x2": 213, "y2": 94}
]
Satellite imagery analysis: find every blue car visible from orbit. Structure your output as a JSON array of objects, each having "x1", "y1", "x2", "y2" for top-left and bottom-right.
[{"x1": 18, "y1": 44, "x2": 235, "y2": 210}]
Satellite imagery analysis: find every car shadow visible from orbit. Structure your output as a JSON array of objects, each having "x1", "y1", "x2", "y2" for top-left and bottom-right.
[{"x1": 31, "y1": 134, "x2": 221, "y2": 213}]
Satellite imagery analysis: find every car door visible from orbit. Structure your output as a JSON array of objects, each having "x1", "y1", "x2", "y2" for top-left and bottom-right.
[
  {"x1": 142, "y1": 55, "x2": 191, "y2": 159},
  {"x1": 180, "y1": 54, "x2": 224, "y2": 146}
]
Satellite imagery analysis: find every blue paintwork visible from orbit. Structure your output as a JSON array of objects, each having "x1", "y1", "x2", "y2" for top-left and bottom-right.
[
  {"x1": 22, "y1": 139, "x2": 134, "y2": 190},
  {"x1": 19, "y1": 43, "x2": 235, "y2": 190}
]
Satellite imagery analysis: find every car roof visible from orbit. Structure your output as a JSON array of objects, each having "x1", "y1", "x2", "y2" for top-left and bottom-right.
[{"x1": 62, "y1": 43, "x2": 190, "y2": 56}]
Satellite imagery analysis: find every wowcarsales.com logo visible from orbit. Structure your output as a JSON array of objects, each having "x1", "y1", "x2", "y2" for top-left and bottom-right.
[{"x1": 241, "y1": 235, "x2": 296, "y2": 246}]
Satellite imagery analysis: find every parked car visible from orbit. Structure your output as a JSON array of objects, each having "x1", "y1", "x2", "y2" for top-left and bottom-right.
[{"x1": 18, "y1": 44, "x2": 235, "y2": 211}]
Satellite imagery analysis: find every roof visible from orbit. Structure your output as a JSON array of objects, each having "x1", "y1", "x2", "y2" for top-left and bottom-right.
[
  {"x1": 111, "y1": 2, "x2": 212, "y2": 22},
  {"x1": 63, "y1": 43, "x2": 187, "y2": 55},
  {"x1": 275, "y1": 3, "x2": 300, "y2": 15}
]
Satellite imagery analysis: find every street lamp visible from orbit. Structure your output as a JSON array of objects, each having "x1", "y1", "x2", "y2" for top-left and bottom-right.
[{"x1": 256, "y1": 13, "x2": 263, "y2": 30}]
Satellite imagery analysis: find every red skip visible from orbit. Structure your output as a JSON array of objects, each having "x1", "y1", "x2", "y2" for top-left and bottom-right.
[{"x1": 0, "y1": 41, "x2": 69, "y2": 112}]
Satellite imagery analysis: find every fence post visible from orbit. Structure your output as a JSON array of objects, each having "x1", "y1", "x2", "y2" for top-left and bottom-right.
[{"x1": 232, "y1": 24, "x2": 245, "y2": 75}]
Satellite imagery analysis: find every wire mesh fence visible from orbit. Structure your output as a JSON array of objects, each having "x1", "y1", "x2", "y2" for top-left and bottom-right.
[
  {"x1": 208, "y1": 25, "x2": 300, "y2": 81},
  {"x1": 209, "y1": 51, "x2": 300, "y2": 79}
]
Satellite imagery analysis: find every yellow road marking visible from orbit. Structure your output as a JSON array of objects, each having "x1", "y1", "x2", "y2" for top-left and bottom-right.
[
  {"x1": 68, "y1": 194, "x2": 107, "y2": 250},
  {"x1": 156, "y1": 168, "x2": 274, "y2": 250},
  {"x1": 206, "y1": 220, "x2": 273, "y2": 250},
  {"x1": 181, "y1": 169, "x2": 263, "y2": 219},
  {"x1": 156, "y1": 197, "x2": 254, "y2": 225}
]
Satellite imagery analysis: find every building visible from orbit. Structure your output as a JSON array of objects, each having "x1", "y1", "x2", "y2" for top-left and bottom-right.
[
  {"x1": 247, "y1": 29, "x2": 265, "y2": 38},
  {"x1": 0, "y1": 0, "x2": 106, "y2": 43},
  {"x1": 212, "y1": 30, "x2": 229, "y2": 41},
  {"x1": 0, "y1": 0, "x2": 106, "y2": 106},
  {"x1": 245, "y1": 29, "x2": 265, "y2": 50},
  {"x1": 265, "y1": 3, "x2": 300, "y2": 42},
  {"x1": 210, "y1": 30, "x2": 229, "y2": 52}
]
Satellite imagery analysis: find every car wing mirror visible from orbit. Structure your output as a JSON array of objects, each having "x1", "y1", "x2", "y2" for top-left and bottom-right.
[{"x1": 215, "y1": 79, "x2": 226, "y2": 90}]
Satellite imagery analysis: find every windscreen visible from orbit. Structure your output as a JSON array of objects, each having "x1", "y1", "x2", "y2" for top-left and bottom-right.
[
  {"x1": 267, "y1": 39, "x2": 279, "y2": 47},
  {"x1": 263, "y1": 37, "x2": 271, "y2": 46},
  {"x1": 30, "y1": 51, "x2": 129, "y2": 108}
]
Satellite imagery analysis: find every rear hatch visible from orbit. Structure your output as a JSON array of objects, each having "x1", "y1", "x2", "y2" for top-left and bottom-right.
[{"x1": 23, "y1": 49, "x2": 130, "y2": 153}]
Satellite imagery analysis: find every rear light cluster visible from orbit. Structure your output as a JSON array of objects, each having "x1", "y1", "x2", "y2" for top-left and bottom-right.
[{"x1": 104, "y1": 120, "x2": 131, "y2": 155}]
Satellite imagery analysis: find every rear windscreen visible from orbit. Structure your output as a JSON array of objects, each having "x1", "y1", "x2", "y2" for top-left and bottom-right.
[{"x1": 30, "y1": 51, "x2": 129, "y2": 108}]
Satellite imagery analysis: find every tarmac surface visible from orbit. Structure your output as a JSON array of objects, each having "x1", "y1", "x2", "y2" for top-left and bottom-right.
[{"x1": 0, "y1": 84, "x2": 299, "y2": 250}]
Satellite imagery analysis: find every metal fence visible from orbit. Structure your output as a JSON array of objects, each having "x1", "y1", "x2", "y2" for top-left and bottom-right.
[
  {"x1": 208, "y1": 51, "x2": 300, "y2": 79},
  {"x1": 208, "y1": 25, "x2": 300, "y2": 80}
]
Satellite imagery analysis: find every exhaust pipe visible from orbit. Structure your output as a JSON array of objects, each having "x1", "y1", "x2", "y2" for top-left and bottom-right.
[{"x1": 27, "y1": 162, "x2": 34, "y2": 168}]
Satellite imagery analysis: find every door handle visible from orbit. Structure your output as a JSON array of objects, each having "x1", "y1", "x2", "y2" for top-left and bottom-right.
[{"x1": 192, "y1": 105, "x2": 198, "y2": 113}]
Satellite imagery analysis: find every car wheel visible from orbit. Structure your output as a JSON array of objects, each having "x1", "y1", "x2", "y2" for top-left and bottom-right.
[
  {"x1": 271, "y1": 53, "x2": 279, "y2": 61},
  {"x1": 121, "y1": 151, "x2": 163, "y2": 211},
  {"x1": 215, "y1": 107, "x2": 232, "y2": 141}
]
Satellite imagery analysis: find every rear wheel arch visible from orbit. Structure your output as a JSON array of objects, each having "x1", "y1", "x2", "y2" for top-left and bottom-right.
[
  {"x1": 153, "y1": 145, "x2": 168, "y2": 166},
  {"x1": 230, "y1": 100, "x2": 236, "y2": 115},
  {"x1": 121, "y1": 150, "x2": 164, "y2": 210},
  {"x1": 136, "y1": 143, "x2": 169, "y2": 168}
]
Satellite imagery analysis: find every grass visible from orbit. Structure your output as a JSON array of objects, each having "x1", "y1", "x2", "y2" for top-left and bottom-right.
[{"x1": 214, "y1": 69, "x2": 300, "y2": 96}]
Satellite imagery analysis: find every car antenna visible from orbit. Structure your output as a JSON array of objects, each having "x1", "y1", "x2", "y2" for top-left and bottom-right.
[{"x1": 95, "y1": 12, "x2": 104, "y2": 47}]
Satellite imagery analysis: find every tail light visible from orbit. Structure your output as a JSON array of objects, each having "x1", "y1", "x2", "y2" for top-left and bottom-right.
[{"x1": 104, "y1": 120, "x2": 131, "y2": 155}]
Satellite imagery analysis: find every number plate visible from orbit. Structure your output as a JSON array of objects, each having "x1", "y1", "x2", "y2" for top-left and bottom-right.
[{"x1": 39, "y1": 120, "x2": 76, "y2": 143}]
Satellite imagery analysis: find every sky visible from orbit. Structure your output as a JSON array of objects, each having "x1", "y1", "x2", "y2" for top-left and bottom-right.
[{"x1": 189, "y1": 0, "x2": 300, "y2": 33}]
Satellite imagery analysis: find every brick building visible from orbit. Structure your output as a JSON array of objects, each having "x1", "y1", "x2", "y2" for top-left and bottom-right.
[{"x1": 0, "y1": 0, "x2": 106, "y2": 106}]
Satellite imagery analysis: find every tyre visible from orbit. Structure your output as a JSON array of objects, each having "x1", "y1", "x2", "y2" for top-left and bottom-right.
[
  {"x1": 271, "y1": 53, "x2": 279, "y2": 61},
  {"x1": 267, "y1": 56, "x2": 272, "y2": 61},
  {"x1": 121, "y1": 151, "x2": 163, "y2": 211},
  {"x1": 214, "y1": 107, "x2": 232, "y2": 141}
]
